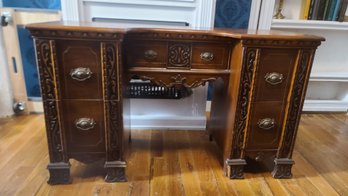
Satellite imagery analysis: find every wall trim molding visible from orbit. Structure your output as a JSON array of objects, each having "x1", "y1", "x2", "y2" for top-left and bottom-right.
[{"x1": 303, "y1": 100, "x2": 348, "y2": 112}]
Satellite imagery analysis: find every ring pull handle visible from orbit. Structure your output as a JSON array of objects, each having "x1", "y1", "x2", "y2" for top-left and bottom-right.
[
  {"x1": 257, "y1": 118, "x2": 275, "y2": 130},
  {"x1": 75, "y1": 118, "x2": 96, "y2": 131},
  {"x1": 200, "y1": 52, "x2": 214, "y2": 61},
  {"x1": 70, "y1": 67, "x2": 92, "y2": 81},
  {"x1": 265, "y1": 72, "x2": 283, "y2": 85},
  {"x1": 144, "y1": 50, "x2": 158, "y2": 60}
]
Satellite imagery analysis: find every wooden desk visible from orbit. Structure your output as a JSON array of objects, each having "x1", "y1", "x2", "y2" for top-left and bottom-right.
[{"x1": 27, "y1": 22, "x2": 324, "y2": 184}]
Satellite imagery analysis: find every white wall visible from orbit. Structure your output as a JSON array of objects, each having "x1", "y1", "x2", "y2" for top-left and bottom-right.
[{"x1": 0, "y1": 28, "x2": 14, "y2": 118}]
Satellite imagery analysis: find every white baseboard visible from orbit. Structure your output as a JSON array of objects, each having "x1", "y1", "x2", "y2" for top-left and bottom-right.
[
  {"x1": 303, "y1": 100, "x2": 348, "y2": 112},
  {"x1": 125, "y1": 115, "x2": 206, "y2": 130}
]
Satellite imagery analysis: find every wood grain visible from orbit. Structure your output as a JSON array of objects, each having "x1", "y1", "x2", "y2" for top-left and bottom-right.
[{"x1": 0, "y1": 113, "x2": 347, "y2": 195}]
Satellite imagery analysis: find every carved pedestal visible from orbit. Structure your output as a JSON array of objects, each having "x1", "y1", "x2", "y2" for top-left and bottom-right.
[{"x1": 47, "y1": 163, "x2": 71, "y2": 184}]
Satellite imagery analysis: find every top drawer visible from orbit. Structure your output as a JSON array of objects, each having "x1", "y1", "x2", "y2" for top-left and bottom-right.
[
  {"x1": 253, "y1": 48, "x2": 298, "y2": 102},
  {"x1": 55, "y1": 40, "x2": 103, "y2": 100},
  {"x1": 125, "y1": 40, "x2": 230, "y2": 69}
]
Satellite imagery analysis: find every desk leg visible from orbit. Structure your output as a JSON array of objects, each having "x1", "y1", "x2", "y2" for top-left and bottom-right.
[
  {"x1": 47, "y1": 162, "x2": 71, "y2": 184},
  {"x1": 225, "y1": 159, "x2": 247, "y2": 179},
  {"x1": 104, "y1": 100, "x2": 127, "y2": 182},
  {"x1": 105, "y1": 161, "x2": 127, "y2": 182},
  {"x1": 272, "y1": 158, "x2": 294, "y2": 178}
]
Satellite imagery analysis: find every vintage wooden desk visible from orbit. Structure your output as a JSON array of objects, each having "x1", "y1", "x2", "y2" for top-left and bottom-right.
[{"x1": 27, "y1": 22, "x2": 324, "y2": 184}]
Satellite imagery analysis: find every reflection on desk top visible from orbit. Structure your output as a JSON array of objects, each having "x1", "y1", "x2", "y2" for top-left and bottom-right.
[{"x1": 26, "y1": 21, "x2": 325, "y2": 41}]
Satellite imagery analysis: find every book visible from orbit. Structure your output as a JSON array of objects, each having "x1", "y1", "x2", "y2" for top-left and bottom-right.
[
  {"x1": 338, "y1": 0, "x2": 348, "y2": 21},
  {"x1": 317, "y1": 0, "x2": 328, "y2": 20},
  {"x1": 312, "y1": 0, "x2": 322, "y2": 19},
  {"x1": 308, "y1": 0, "x2": 317, "y2": 19},
  {"x1": 332, "y1": 0, "x2": 342, "y2": 20},
  {"x1": 323, "y1": 0, "x2": 332, "y2": 19},
  {"x1": 327, "y1": 0, "x2": 338, "y2": 20},
  {"x1": 301, "y1": 0, "x2": 312, "y2": 19},
  {"x1": 302, "y1": 0, "x2": 312, "y2": 19}
]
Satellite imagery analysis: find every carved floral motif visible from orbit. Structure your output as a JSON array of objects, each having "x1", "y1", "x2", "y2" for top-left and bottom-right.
[
  {"x1": 35, "y1": 39, "x2": 66, "y2": 163},
  {"x1": 102, "y1": 42, "x2": 122, "y2": 161},
  {"x1": 168, "y1": 43, "x2": 191, "y2": 68},
  {"x1": 279, "y1": 50, "x2": 311, "y2": 157}
]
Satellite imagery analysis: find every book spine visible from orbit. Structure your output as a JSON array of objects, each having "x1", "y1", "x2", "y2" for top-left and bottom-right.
[
  {"x1": 327, "y1": 0, "x2": 338, "y2": 20},
  {"x1": 303, "y1": 0, "x2": 312, "y2": 19},
  {"x1": 318, "y1": 0, "x2": 328, "y2": 20},
  {"x1": 332, "y1": 0, "x2": 342, "y2": 20},
  {"x1": 323, "y1": 0, "x2": 332, "y2": 18},
  {"x1": 312, "y1": 0, "x2": 322, "y2": 20},
  {"x1": 338, "y1": 0, "x2": 348, "y2": 21},
  {"x1": 308, "y1": 0, "x2": 317, "y2": 19}
]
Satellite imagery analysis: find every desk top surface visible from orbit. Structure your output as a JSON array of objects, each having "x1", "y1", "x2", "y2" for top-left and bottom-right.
[{"x1": 27, "y1": 21, "x2": 325, "y2": 41}]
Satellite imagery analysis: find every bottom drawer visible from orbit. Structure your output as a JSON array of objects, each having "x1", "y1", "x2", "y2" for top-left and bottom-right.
[
  {"x1": 62, "y1": 100, "x2": 105, "y2": 153},
  {"x1": 246, "y1": 101, "x2": 286, "y2": 150}
]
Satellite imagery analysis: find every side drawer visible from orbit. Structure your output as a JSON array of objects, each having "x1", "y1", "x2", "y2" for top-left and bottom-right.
[
  {"x1": 55, "y1": 40, "x2": 103, "y2": 99},
  {"x1": 253, "y1": 48, "x2": 298, "y2": 102},
  {"x1": 62, "y1": 100, "x2": 105, "y2": 153},
  {"x1": 246, "y1": 101, "x2": 286, "y2": 150}
]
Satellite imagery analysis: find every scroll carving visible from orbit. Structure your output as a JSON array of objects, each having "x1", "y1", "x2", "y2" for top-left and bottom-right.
[
  {"x1": 168, "y1": 43, "x2": 191, "y2": 68},
  {"x1": 137, "y1": 74, "x2": 216, "y2": 89},
  {"x1": 102, "y1": 42, "x2": 122, "y2": 161},
  {"x1": 35, "y1": 39, "x2": 66, "y2": 163},
  {"x1": 102, "y1": 43, "x2": 119, "y2": 100},
  {"x1": 279, "y1": 50, "x2": 311, "y2": 157},
  {"x1": 230, "y1": 48, "x2": 258, "y2": 159}
]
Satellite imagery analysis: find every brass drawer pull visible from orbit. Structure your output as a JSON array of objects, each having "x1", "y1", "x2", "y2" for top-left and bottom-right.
[
  {"x1": 144, "y1": 50, "x2": 158, "y2": 60},
  {"x1": 265, "y1": 72, "x2": 283, "y2": 85},
  {"x1": 75, "y1": 118, "x2": 96, "y2": 131},
  {"x1": 200, "y1": 52, "x2": 214, "y2": 61},
  {"x1": 257, "y1": 118, "x2": 275, "y2": 130},
  {"x1": 70, "y1": 67, "x2": 92, "y2": 81}
]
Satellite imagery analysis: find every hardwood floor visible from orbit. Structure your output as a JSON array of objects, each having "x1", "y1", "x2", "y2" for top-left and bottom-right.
[{"x1": 0, "y1": 113, "x2": 347, "y2": 195}]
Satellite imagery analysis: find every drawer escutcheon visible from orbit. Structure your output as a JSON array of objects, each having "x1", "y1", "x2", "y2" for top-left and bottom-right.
[
  {"x1": 265, "y1": 72, "x2": 284, "y2": 85},
  {"x1": 70, "y1": 67, "x2": 93, "y2": 81},
  {"x1": 75, "y1": 118, "x2": 96, "y2": 131},
  {"x1": 257, "y1": 118, "x2": 275, "y2": 130},
  {"x1": 200, "y1": 52, "x2": 214, "y2": 61}
]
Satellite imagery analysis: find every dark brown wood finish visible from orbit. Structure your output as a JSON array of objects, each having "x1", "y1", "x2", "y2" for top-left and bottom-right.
[{"x1": 27, "y1": 21, "x2": 324, "y2": 184}]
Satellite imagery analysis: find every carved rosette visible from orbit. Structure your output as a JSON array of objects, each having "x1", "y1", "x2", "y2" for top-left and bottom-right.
[
  {"x1": 168, "y1": 43, "x2": 191, "y2": 68},
  {"x1": 35, "y1": 39, "x2": 66, "y2": 163},
  {"x1": 230, "y1": 48, "x2": 258, "y2": 159},
  {"x1": 102, "y1": 42, "x2": 122, "y2": 161},
  {"x1": 278, "y1": 50, "x2": 312, "y2": 158}
]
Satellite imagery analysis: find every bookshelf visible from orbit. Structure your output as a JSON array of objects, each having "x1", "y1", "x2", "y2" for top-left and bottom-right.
[{"x1": 255, "y1": 0, "x2": 348, "y2": 112}]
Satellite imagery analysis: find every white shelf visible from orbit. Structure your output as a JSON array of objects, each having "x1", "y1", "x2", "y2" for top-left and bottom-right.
[{"x1": 272, "y1": 19, "x2": 348, "y2": 30}]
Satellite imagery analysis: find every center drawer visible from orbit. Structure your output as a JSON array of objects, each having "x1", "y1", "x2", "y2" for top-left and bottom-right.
[{"x1": 125, "y1": 40, "x2": 229, "y2": 69}]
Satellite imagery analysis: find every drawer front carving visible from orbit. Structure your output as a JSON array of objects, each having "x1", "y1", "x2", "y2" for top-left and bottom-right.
[
  {"x1": 191, "y1": 44, "x2": 229, "y2": 69},
  {"x1": 55, "y1": 40, "x2": 103, "y2": 99},
  {"x1": 246, "y1": 101, "x2": 286, "y2": 149},
  {"x1": 62, "y1": 100, "x2": 105, "y2": 153},
  {"x1": 126, "y1": 40, "x2": 168, "y2": 67},
  {"x1": 254, "y1": 49, "x2": 298, "y2": 102}
]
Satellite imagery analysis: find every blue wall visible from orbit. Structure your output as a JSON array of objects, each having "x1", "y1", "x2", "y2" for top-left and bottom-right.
[
  {"x1": 215, "y1": 0, "x2": 252, "y2": 28},
  {"x1": 2, "y1": 0, "x2": 61, "y2": 9}
]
